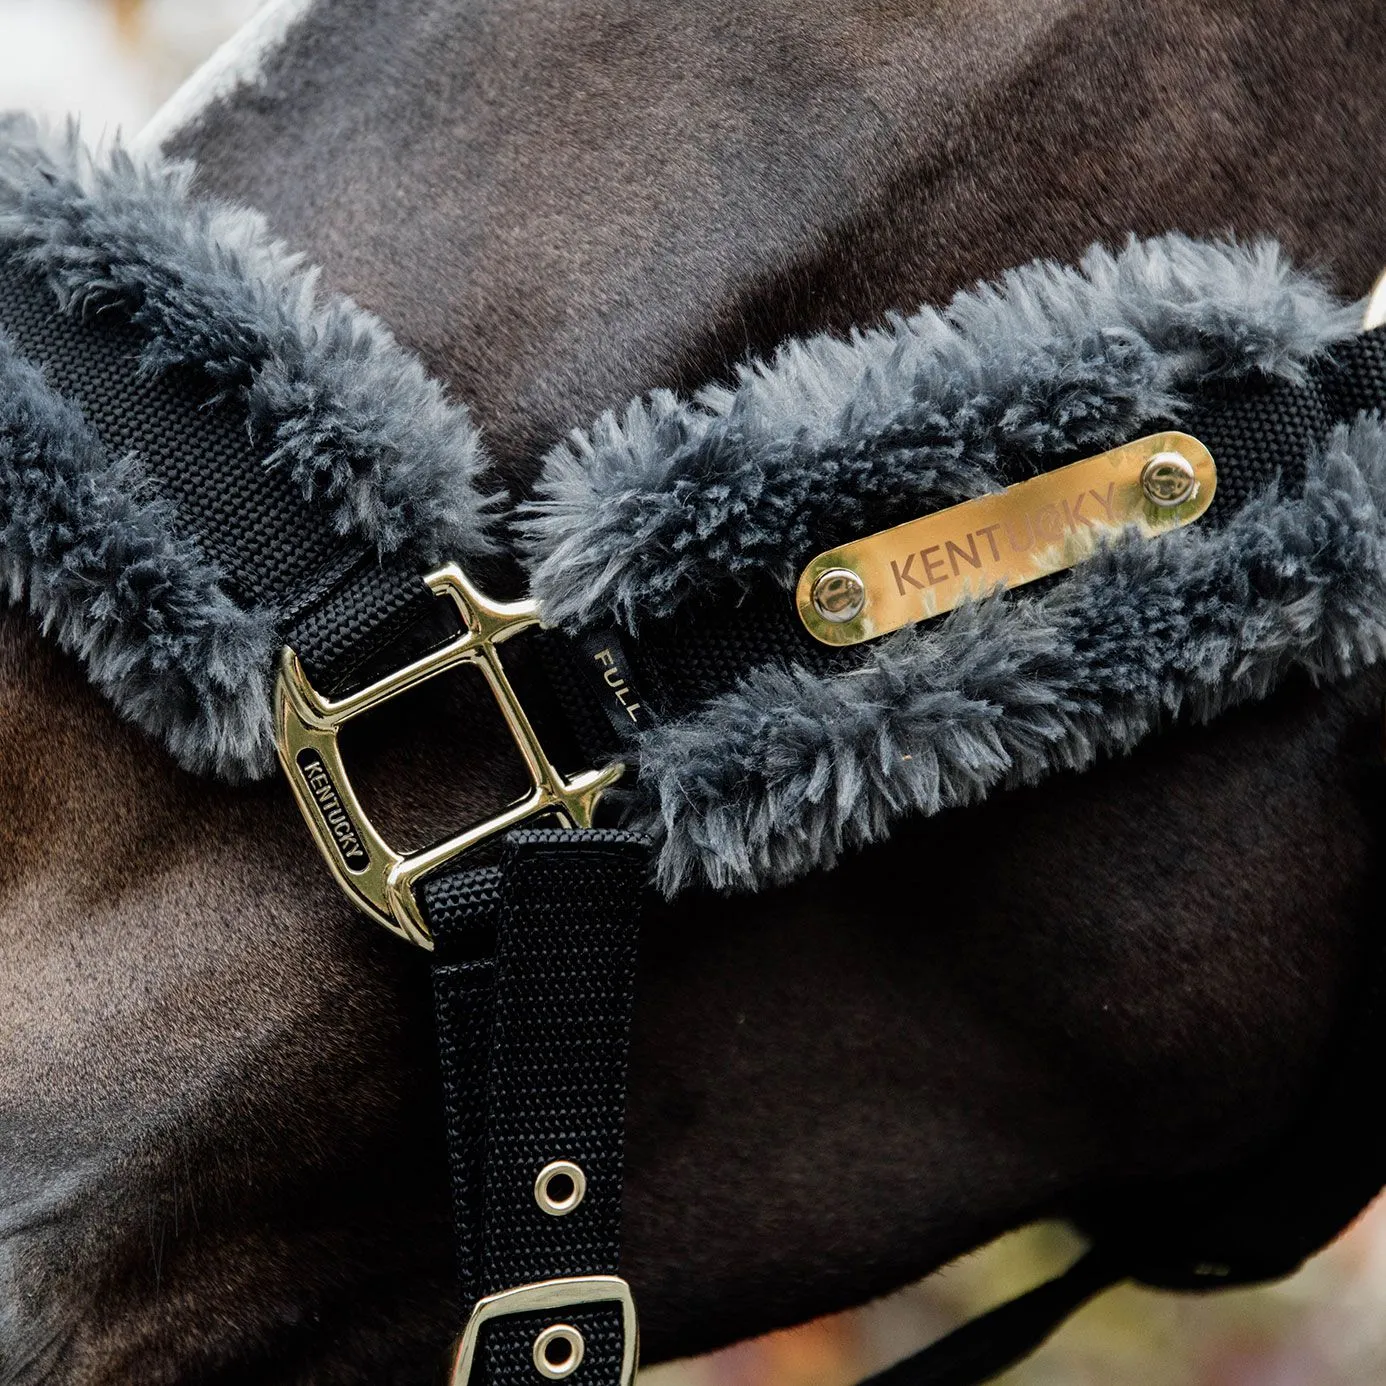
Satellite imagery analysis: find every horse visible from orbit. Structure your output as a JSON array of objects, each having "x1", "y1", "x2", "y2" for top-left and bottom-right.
[{"x1": 3, "y1": 0, "x2": 1386, "y2": 1381}]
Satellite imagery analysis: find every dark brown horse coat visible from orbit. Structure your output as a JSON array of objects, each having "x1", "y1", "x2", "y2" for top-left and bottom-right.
[{"x1": 2, "y1": 1, "x2": 1386, "y2": 1381}]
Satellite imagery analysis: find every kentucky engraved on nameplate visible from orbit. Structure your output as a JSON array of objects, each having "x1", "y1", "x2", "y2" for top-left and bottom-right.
[{"x1": 795, "y1": 432, "x2": 1216, "y2": 647}]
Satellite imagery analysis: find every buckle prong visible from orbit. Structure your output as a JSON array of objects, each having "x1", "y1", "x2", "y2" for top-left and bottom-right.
[{"x1": 275, "y1": 563, "x2": 625, "y2": 948}]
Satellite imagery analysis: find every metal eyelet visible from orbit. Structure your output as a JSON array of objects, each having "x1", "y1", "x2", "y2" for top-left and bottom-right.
[
  {"x1": 533, "y1": 1324, "x2": 585, "y2": 1379},
  {"x1": 535, "y1": 1161, "x2": 586, "y2": 1216}
]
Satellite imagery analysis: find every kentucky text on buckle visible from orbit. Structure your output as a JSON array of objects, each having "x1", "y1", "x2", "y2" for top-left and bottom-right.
[
  {"x1": 795, "y1": 431, "x2": 1217, "y2": 647},
  {"x1": 274, "y1": 564, "x2": 625, "y2": 948}
]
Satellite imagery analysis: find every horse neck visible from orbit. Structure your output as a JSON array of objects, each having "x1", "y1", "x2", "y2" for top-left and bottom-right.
[{"x1": 161, "y1": 0, "x2": 1386, "y2": 477}]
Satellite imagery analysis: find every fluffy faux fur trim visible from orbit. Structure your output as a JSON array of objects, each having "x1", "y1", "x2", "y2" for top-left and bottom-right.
[
  {"x1": 519, "y1": 232, "x2": 1377, "y2": 894},
  {"x1": 524, "y1": 236, "x2": 1359, "y2": 631},
  {"x1": 0, "y1": 119, "x2": 500, "y2": 778},
  {"x1": 633, "y1": 419, "x2": 1386, "y2": 893},
  {"x1": 0, "y1": 327, "x2": 276, "y2": 777},
  {"x1": 0, "y1": 117, "x2": 498, "y2": 560},
  {"x1": 2, "y1": 120, "x2": 1380, "y2": 894}
]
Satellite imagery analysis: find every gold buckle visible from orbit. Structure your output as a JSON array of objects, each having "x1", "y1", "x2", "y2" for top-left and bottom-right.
[
  {"x1": 449, "y1": 1275, "x2": 638, "y2": 1386},
  {"x1": 274, "y1": 563, "x2": 625, "y2": 949}
]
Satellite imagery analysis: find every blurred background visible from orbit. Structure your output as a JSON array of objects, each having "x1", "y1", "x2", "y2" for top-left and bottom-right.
[{"x1": 3, "y1": 2, "x2": 1386, "y2": 1383}]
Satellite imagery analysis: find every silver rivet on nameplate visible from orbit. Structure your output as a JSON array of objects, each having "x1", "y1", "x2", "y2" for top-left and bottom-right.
[
  {"x1": 1141, "y1": 451, "x2": 1199, "y2": 508},
  {"x1": 811, "y1": 568, "x2": 867, "y2": 623}
]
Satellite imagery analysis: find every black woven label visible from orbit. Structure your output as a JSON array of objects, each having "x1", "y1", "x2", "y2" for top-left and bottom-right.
[{"x1": 572, "y1": 627, "x2": 656, "y2": 743}]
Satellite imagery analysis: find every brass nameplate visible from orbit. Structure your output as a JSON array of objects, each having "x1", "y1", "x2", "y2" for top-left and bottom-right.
[{"x1": 795, "y1": 431, "x2": 1216, "y2": 647}]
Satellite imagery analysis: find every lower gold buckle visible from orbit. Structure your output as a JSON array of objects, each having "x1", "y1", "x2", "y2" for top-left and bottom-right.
[
  {"x1": 449, "y1": 1275, "x2": 638, "y2": 1386},
  {"x1": 274, "y1": 563, "x2": 625, "y2": 949}
]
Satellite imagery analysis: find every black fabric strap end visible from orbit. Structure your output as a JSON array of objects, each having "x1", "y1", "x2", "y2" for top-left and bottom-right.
[{"x1": 428, "y1": 829, "x2": 650, "y2": 1386}]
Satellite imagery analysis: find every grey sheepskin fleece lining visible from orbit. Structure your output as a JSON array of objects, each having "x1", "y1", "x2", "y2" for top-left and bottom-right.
[
  {"x1": 2, "y1": 122, "x2": 1383, "y2": 893},
  {"x1": 524, "y1": 234, "x2": 1376, "y2": 893},
  {"x1": 523, "y1": 235, "x2": 1358, "y2": 630},
  {"x1": 0, "y1": 119, "x2": 496, "y2": 776},
  {"x1": 0, "y1": 328, "x2": 276, "y2": 775},
  {"x1": 631, "y1": 421, "x2": 1386, "y2": 893}
]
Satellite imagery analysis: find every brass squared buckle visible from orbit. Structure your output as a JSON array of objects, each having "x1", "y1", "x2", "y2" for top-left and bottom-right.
[
  {"x1": 449, "y1": 1275, "x2": 638, "y2": 1386},
  {"x1": 274, "y1": 564, "x2": 625, "y2": 949}
]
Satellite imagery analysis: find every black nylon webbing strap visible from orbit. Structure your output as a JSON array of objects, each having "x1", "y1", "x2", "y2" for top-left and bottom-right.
[
  {"x1": 427, "y1": 829, "x2": 648, "y2": 1386},
  {"x1": 596, "y1": 327, "x2": 1386, "y2": 736}
]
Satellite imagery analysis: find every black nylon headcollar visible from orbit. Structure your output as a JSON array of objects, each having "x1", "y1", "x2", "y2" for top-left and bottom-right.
[{"x1": 6, "y1": 126, "x2": 1386, "y2": 1386}]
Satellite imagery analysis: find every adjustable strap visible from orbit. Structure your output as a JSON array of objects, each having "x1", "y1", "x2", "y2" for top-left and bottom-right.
[
  {"x1": 424, "y1": 810, "x2": 1116, "y2": 1386},
  {"x1": 427, "y1": 829, "x2": 649, "y2": 1386}
]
